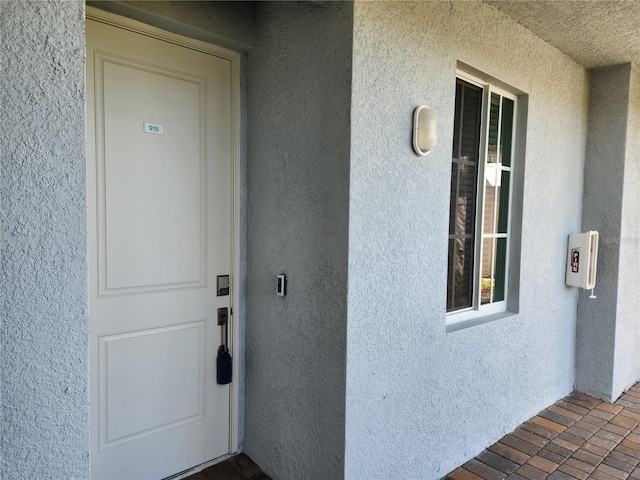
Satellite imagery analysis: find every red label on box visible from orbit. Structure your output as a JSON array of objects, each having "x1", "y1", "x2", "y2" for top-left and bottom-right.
[{"x1": 571, "y1": 248, "x2": 580, "y2": 273}]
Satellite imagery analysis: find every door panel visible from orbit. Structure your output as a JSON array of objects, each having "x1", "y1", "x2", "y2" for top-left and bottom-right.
[
  {"x1": 87, "y1": 18, "x2": 233, "y2": 480},
  {"x1": 100, "y1": 321, "x2": 205, "y2": 447},
  {"x1": 99, "y1": 55, "x2": 206, "y2": 292}
]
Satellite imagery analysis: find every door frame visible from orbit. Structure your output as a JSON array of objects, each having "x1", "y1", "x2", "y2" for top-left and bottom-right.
[{"x1": 85, "y1": 4, "x2": 243, "y2": 461}]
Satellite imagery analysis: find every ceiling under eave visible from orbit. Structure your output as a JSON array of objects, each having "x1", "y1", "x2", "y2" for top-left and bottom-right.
[{"x1": 486, "y1": 0, "x2": 640, "y2": 69}]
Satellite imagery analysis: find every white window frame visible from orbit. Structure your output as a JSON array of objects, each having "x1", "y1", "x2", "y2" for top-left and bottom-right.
[{"x1": 447, "y1": 70, "x2": 519, "y2": 329}]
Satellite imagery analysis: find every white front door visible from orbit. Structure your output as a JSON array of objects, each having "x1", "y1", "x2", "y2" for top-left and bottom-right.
[{"x1": 87, "y1": 16, "x2": 235, "y2": 480}]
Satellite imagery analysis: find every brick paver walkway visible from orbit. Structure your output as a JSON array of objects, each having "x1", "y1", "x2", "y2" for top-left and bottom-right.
[
  {"x1": 183, "y1": 453, "x2": 269, "y2": 480},
  {"x1": 445, "y1": 383, "x2": 640, "y2": 480}
]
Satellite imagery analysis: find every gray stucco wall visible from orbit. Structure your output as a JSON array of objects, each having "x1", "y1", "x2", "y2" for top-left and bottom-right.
[
  {"x1": 346, "y1": 2, "x2": 588, "y2": 478},
  {"x1": 244, "y1": 2, "x2": 352, "y2": 479},
  {"x1": 615, "y1": 64, "x2": 640, "y2": 397},
  {"x1": 576, "y1": 63, "x2": 640, "y2": 401},
  {"x1": 89, "y1": 1, "x2": 256, "y2": 52},
  {"x1": 0, "y1": 1, "x2": 90, "y2": 478},
  {"x1": 575, "y1": 65, "x2": 629, "y2": 400}
]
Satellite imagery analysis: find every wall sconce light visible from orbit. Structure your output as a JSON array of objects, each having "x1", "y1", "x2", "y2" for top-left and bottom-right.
[{"x1": 413, "y1": 105, "x2": 438, "y2": 156}]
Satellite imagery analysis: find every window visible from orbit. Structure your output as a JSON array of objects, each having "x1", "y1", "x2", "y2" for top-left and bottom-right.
[{"x1": 447, "y1": 72, "x2": 519, "y2": 323}]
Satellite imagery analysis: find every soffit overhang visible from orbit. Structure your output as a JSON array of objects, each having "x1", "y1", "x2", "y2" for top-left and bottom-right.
[{"x1": 487, "y1": 0, "x2": 640, "y2": 69}]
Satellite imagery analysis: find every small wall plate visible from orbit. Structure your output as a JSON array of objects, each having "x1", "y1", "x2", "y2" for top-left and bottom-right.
[{"x1": 277, "y1": 274, "x2": 286, "y2": 296}]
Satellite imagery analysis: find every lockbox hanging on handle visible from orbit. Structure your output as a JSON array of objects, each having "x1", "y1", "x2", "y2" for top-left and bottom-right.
[
  {"x1": 216, "y1": 307, "x2": 232, "y2": 385},
  {"x1": 217, "y1": 346, "x2": 232, "y2": 385},
  {"x1": 566, "y1": 231, "x2": 599, "y2": 290}
]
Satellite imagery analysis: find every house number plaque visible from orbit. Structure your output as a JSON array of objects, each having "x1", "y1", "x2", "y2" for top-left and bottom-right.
[{"x1": 143, "y1": 122, "x2": 164, "y2": 135}]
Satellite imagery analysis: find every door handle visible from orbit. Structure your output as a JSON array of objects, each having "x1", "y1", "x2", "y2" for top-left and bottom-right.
[{"x1": 217, "y1": 307, "x2": 229, "y2": 349}]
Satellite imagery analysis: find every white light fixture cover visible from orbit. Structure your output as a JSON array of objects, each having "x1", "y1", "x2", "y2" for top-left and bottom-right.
[{"x1": 413, "y1": 105, "x2": 438, "y2": 156}]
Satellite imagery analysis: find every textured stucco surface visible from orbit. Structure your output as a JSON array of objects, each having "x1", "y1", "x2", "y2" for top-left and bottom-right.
[
  {"x1": 489, "y1": 1, "x2": 640, "y2": 69},
  {"x1": 575, "y1": 65, "x2": 630, "y2": 400},
  {"x1": 244, "y1": 2, "x2": 352, "y2": 479},
  {"x1": 346, "y1": 2, "x2": 588, "y2": 478},
  {"x1": 89, "y1": 1, "x2": 257, "y2": 52},
  {"x1": 576, "y1": 64, "x2": 640, "y2": 401},
  {"x1": 615, "y1": 65, "x2": 640, "y2": 398},
  {"x1": 0, "y1": 1, "x2": 90, "y2": 478}
]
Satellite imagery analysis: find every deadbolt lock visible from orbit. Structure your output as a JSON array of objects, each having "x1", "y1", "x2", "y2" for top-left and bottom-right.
[{"x1": 217, "y1": 275, "x2": 230, "y2": 296}]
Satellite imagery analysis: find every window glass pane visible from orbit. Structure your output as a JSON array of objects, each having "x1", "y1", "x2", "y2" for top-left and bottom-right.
[
  {"x1": 497, "y1": 170, "x2": 510, "y2": 234},
  {"x1": 460, "y1": 83, "x2": 482, "y2": 164},
  {"x1": 500, "y1": 97, "x2": 514, "y2": 167},
  {"x1": 450, "y1": 162, "x2": 477, "y2": 236},
  {"x1": 483, "y1": 165, "x2": 499, "y2": 235},
  {"x1": 458, "y1": 164, "x2": 476, "y2": 235},
  {"x1": 451, "y1": 81, "x2": 481, "y2": 240},
  {"x1": 448, "y1": 79, "x2": 483, "y2": 314},
  {"x1": 481, "y1": 237, "x2": 494, "y2": 305},
  {"x1": 494, "y1": 238, "x2": 507, "y2": 302},
  {"x1": 453, "y1": 82, "x2": 462, "y2": 160},
  {"x1": 487, "y1": 93, "x2": 500, "y2": 164},
  {"x1": 449, "y1": 76, "x2": 517, "y2": 317},
  {"x1": 449, "y1": 163, "x2": 458, "y2": 235},
  {"x1": 448, "y1": 237, "x2": 474, "y2": 310}
]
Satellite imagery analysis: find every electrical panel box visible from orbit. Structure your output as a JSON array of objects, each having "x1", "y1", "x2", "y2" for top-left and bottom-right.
[{"x1": 566, "y1": 231, "x2": 599, "y2": 290}]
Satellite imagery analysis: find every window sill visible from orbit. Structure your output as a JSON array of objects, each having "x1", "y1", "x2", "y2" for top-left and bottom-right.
[{"x1": 446, "y1": 309, "x2": 518, "y2": 334}]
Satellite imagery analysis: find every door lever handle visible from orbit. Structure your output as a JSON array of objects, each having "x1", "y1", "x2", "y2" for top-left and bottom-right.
[{"x1": 217, "y1": 307, "x2": 229, "y2": 349}]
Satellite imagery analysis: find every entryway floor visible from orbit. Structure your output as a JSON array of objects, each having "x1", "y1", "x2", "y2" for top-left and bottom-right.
[
  {"x1": 182, "y1": 453, "x2": 269, "y2": 480},
  {"x1": 183, "y1": 384, "x2": 640, "y2": 480},
  {"x1": 445, "y1": 383, "x2": 640, "y2": 480}
]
